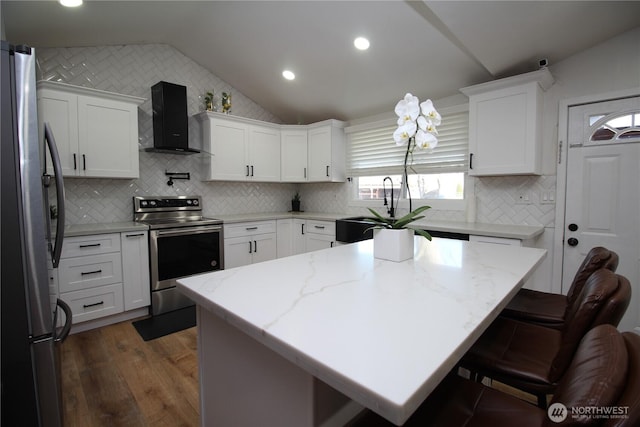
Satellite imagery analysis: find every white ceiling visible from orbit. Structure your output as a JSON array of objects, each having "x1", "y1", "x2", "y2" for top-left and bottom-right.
[{"x1": 3, "y1": 1, "x2": 640, "y2": 124}]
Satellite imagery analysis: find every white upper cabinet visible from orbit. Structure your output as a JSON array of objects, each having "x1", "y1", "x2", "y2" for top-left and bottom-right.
[
  {"x1": 197, "y1": 112, "x2": 281, "y2": 182},
  {"x1": 198, "y1": 112, "x2": 346, "y2": 183},
  {"x1": 248, "y1": 125, "x2": 281, "y2": 181},
  {"x1": 280, "y1": 128, "x2": 308, "y2": 182},
  {"x1": 307, "y1": 120, "x2": 346, "y2": 182},
  {"x1": 461, "y1": 69, "x2": 553, "y2": 176},
  {"x1": 37, "y1": 81, "x2": 143, "y2": 179}
]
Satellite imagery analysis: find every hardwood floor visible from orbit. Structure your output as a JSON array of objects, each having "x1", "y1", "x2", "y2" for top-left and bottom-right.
[
  {"x1": 60, "y1": 320, "x2": 538, "y2": 427},
  {"x1": 61, "y1": 319, "x2": 199, "y2": 427}
]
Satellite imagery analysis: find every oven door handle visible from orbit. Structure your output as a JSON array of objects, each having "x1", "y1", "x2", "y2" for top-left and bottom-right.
[{"x1": 154, "y1": 225, "x2": 222, "y2": 237}]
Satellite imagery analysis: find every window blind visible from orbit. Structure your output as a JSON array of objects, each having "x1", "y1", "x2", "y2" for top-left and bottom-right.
[{"x1": 347, "y1": 108, "x2": 468, "y2": 176}]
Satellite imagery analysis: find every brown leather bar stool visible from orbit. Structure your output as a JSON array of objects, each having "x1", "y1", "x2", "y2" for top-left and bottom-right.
[
  {"x1": 501, "y1": 246, "x2": 618, "y2": 330},
  {"x1": 460, "y1": 269, "x2": 631, "y2": 408},
  {"x1": 350, "y1": 324, "x2": 640, "y2": 427}
]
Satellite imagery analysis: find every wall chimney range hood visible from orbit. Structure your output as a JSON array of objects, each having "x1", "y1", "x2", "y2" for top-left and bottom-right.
[{"x1": 147, "y1": 81, "x2": 199, "y2": 154}]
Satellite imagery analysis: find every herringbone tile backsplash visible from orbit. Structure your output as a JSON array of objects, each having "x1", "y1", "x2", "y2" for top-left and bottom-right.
[{"x1": 37, "y1": 44, "x2": 554, "y2": 227}]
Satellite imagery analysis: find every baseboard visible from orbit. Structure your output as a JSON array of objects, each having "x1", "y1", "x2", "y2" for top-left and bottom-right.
[{"x1": 70, "y1": 307, "x2": 149, "y2": 334}]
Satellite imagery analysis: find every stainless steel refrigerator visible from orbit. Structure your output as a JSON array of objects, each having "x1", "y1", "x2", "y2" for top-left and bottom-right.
[{"x1": 1, "y1": 42, "x2": 71, "y2": 426}]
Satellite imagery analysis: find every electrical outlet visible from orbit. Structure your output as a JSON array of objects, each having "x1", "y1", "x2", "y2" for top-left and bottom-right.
[{"x1": 515, "y1": 192, "x2": 532, "y2": 205}]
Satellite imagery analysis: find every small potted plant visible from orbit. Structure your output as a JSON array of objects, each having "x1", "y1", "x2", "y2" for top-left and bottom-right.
[
  {"x1": 364, "y1": 205, "x2": 432, "y2": 262},
  {"x1": 291, "y1": 192, "x2": 301, "y2": 212},
  {"x1": 204, "y1": 91, "x2": 214, "y2": 111}
]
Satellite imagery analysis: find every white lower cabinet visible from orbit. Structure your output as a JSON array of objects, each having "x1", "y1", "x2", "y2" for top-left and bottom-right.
[
  {"x1": 121, "y1": 231, "x2": 151, "y2": 310},
  {"x1": 57, "y1": 231, "x2": 150, "y2": 327},
  {"x1": 277, "y1": 219, "x2": 336, "y2": 256},
  {"x1": 224, "y1": 221, "x2": 277, "y2": 268},
  {"x1": 304, "y1": 220, "x2": 336, "y2": 252}
]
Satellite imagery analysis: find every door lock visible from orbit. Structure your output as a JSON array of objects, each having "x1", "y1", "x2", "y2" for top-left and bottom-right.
[
  {"x1": 567, "y1": 237, "x2": 579, "y2": 247},
  {"x1": 568, "y1": 223, "x2": 579, "y2": 232}
]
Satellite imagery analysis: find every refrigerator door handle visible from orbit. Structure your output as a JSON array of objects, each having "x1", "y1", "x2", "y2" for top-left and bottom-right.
[
  {"x1": 53, "y1": 298, "x2": 72, "y2": 343},
  {"x1": 43, "y1": 122, "x2": 65, "y2": 268}
]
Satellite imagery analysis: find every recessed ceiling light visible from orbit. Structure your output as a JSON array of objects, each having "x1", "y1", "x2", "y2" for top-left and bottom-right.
[
  {"x1": 59, "y1": 0, "x2": 83, "y2": 7},
  {"x1": 282, "y1": 70, "x2": 296, "y2": 81},
  {"x1": 354, "y1": 37, "x2": 370, "y2": 51}
]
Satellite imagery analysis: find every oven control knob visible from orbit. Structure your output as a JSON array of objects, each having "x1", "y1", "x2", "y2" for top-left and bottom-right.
[
  {"x1": 193, "y1": 199, "x2": 199, "y2": 205},
  {"x1": 150, "y1": 201, "x2": 156, "y2": 206},
  {"x1": 187, "y1": 200, "x2": 192, "y2": 205},
  {"x1": 140, "y1": 201, "x2": 147, "y2": 207}
]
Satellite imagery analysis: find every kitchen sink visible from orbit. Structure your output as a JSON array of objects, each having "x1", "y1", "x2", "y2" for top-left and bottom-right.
[
  {"x1": 335, "y1": 216, "x2": 379, "y2": 243},
  {"x1": 335, "y1": 216, "x2": 471, "y2": 243}
]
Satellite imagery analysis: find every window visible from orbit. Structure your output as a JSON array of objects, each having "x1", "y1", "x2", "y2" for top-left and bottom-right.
[
  {"x1": 356, "y1": 173, "x2": 464, "y2": 201},
  {"x1": 589, "y1": 111, "x2": 640, "y2": 142},
  {"x1": 346, "y1": 105, "x2": 468, "y2": 206}
]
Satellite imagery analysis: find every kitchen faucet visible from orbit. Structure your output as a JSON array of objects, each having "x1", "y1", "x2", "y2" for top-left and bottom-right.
[{"x1": 383, "y1": 176, "x2": 395, "y2": 218}]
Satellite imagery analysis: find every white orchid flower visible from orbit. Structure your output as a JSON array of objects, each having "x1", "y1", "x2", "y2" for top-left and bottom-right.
[
  {"x1": 420, "y1": 99, "x2": 441, "y2": 126},
  {"x1": 417, "y1": 115, "x2": 438, "y2": 135},
  {"x1": 395, "y1": 93, "x2": 420, "y2": 126},
  {"x1": 415, "y1": 130, "x2": 438, "y2": 151},
  {"x1": 393, "y1": 121, "x2": 417, "y2": 146}
]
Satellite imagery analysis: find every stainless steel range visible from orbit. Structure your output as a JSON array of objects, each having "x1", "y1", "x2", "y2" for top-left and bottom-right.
[{"x1": 133, "y1": 196, "x2": 223, "y2": 315}]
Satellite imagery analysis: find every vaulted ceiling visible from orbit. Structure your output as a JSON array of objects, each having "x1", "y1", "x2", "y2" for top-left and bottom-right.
[{"x1": 3, "y1": 1, "x2": 640, "y2": 124}]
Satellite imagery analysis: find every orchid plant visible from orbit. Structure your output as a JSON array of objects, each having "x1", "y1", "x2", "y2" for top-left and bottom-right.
[
  {"x1": 362, "y1": 94, "x2": 441, "y2": 240},
  {"x1": 392, "y1": 93, "x2": 441, "y2": 213}
]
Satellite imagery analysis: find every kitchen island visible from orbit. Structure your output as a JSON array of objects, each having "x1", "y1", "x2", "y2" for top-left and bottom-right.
[{"x1": 178, "y1": 237, "x2": 546, "y2": 426}]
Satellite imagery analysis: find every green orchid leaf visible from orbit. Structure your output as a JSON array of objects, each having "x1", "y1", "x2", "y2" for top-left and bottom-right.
[
  {"x1": 366, "y1": 208, "x2": 394, "y2": 226},
  {"x1": 410, "y1": 227, "x2": 433, "y2": 241}
]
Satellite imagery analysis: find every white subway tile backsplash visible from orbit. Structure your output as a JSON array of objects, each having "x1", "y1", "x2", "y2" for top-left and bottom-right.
[
  {"x1": 38, "y1": 43, "x2": 555, "y2": 228},
  {"x1": 37, "y1": 44, "x2": 297, "y2": 223}
]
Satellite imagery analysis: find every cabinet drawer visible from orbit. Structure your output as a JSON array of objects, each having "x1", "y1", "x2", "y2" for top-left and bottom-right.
[
  {"x1": 305, "y1": 220, "x2": 335, "y2": 236},
  {"x1": 224, "y1": 220, "x2": 277, "y2": 238},
  {"x1": 58, "y1": 253, "x2": 123, "y2": 293},
  {"x1": 61, "y1": 233, "x2": 121, "y2": 258},
  {"x1": 60, "y1": 283, "x2": 124, "y2": 324}
]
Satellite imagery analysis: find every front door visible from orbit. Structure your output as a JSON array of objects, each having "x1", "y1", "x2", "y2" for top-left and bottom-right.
[{"x1": 564, "y1": 96, "x2": 640, "y2": 331}]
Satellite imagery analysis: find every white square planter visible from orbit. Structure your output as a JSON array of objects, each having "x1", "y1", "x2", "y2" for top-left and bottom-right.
[{"x1": 373, "y1": 228, "x2": 415, "y2": 262}]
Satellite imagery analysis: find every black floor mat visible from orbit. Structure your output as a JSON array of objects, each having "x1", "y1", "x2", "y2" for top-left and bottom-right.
[{"x1": 132, "y1": 306, "x2": 196, "y2": 341}]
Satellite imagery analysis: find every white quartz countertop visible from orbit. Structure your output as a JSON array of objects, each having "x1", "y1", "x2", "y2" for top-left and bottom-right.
[
  {"x1": 410, "y1": 219, "x2": 543, "y2": 240},
  {"x1": 217, "y1": 211, "x2": 543, "y2": 240},
  {"x1": 178, "y1": 237, "x2": 547, "y2": 424},
  {"x1": 62, "y1": 221, "x2": 149, "y2": 237},
  {"x1": 62, "y1": 213, "x2": 543, "y2": 240},
  {"x1": 217, "y1": 211, "x2": 346, "y2": 223}
]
